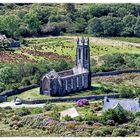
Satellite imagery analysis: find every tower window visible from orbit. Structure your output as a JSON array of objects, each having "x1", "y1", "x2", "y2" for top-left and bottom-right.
[
  {"x1": 79, "y1": 49, "x2": 81, "y2": 59},
  {"x1": 86, "y1": 49, "x2": 88, "y2": 60}
]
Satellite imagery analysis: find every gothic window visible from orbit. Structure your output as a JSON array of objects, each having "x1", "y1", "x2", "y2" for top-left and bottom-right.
[
  {"x1": 66, "y1": 79, "x2": 68, "y2": 91},
  {"x1": 43, "y1": 77, "x2": 49, "y2": 91},
  {"x1": 86, "y1": 49, "x2": 88, "y2": 60},
  {"x1": 71, "y1": 78, "x2": 73, "y2": 89},
  {"x1": 77, "y1": 77, "x2": 79, "y2": 88},
  {"x1": 79, "y1": 49, "x2": 81, "y2": 59},
  {"x1": 82, "y1": 75, "x2": 84, "y2": 87}
]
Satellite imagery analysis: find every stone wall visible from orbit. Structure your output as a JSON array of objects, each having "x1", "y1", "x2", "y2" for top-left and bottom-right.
[
  {"x1": 0, "y1": 84, "x2": 38, "y2": 102},
  {"x1": 20, "y1": 93, "x2": 119, "y2": 104},
  {"x1": 91, "y1": 69, "x2": 140, "y2": 77}
]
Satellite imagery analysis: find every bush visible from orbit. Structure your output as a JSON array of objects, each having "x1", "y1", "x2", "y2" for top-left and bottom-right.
[
  {"x1": 43, "y1": 103, "x2": 56, "y2": 111},
  {"x1": 15, "y1": 107, "x2": 31, "y2": 117},
  {"x1": 103, "y1": 105, "x2": 135, "y2": 124},
  {"x1": 21, "y1": 77, "x2": 31, "y2": 86},
  {"x1": 82, "y1": 112, "x2": 102, "y2": 122},
  {"x1": 92, "y1": 130, "x2": 105, "y2": 137},
  {"x1": 106, "y1": 119, "x2": 115, "y2": 126},
  {"x1": 119, "y1": 86, "x2": 135, "y2": 98},
  {"x1": 62, "y1": 115, "x2": 73, "y2": 121},
  {"x1": 76, "y1": 99, "x2": 89, "y2": 107},
  {"x1": 135, "y1": 111, "x2": 140, "y2": 118},
  {"x1": 112, "y1": 128, "x2": 128, "y2": 137},
  {"x1": 11, "y1": 115, "x2": 21, "y2": 121},
  {"x1": 31, "y1": 107, "x2": 43, "y2": 114}
]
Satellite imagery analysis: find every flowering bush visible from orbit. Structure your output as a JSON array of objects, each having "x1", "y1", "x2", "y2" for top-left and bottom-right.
[{"x1": 76, "y1": 99, "x2": 89, "y2": 107}]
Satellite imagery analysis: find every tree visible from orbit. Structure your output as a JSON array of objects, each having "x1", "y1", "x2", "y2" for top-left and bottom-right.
[
  {"x1": 24, "y1": 12, "x2": 41, "y2": 35},
  {"x1": 74, "y1": 18, "x2": 87, "y2": 33},
  {"x1": 62, "y1": 4, "x2": 76, "y2": 13},
  {"x1": 0, "y1": 67, "x2": 15, "y2": 84},
  {"x1": 0, "y1": 15, "x2": 20, "y2": 39},
  {"x1": 122, "y1": 15, "x2": 137, "y2": 36},
  {"x1": 117, "y1": 7, "x2": 128, "y2": 18},
  {"x1": 135, "y1": 56, "x2": 140, "y2": 68},
  {"x1": 89, "y1": 4, "x2": 109, "y2": 18},
  {"x1": 100, "y1": 16, "x2": 123, "y2": 36},
  {"x1": 87, "y1": 17, "x2": 103, "y2": 36},
  {"x1": 103, "y1": 105, "x2": 134, "y2": 124},
  {"x1": 134, "y1": 17, "x2": 140, "y2": 37}
]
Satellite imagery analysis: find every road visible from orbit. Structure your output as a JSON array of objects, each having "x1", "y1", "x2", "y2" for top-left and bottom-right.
[{"x1": 0, "y1": 101, "x2": 45, "y2": 108}]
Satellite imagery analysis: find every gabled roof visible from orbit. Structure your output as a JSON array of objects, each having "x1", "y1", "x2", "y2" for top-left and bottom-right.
[{"x1": 103, "y1": 97, "x2": 140, "y2": 113}]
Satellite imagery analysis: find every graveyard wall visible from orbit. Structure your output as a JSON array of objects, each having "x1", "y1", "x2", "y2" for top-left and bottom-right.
[
  {"x1": 20, "y1": 93, "x2": 119, "y2": 104},
  {"x1": 0, "y1": 84, "x2": 38, "y2": 100},
  {"x1": 91, "y1": 69, "x2": 140, "y2": 77}
]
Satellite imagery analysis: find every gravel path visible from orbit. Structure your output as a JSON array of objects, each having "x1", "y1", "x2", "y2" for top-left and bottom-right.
[{"x1": 0, "y1": 101, "x2": 45, "y2": 108}]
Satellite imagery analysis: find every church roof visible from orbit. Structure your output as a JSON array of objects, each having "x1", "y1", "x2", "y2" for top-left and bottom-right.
[{"x1": 103, "y1": 97, "x2": 140, "y2": 113}]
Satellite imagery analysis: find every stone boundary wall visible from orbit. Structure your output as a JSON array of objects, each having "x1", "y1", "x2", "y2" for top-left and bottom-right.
[
  {"x1": 20, "y1": 93, "x2": 119, "y2": 104},
  {"x1": 0, "y1": 84, "x2": 39, "y2": 102},
  {"x1": 0, "y1": 69, "x2": 140, "y2": 103},
  {"x1": 91, "y1": 69, "x2": 140, "y2": 77}
]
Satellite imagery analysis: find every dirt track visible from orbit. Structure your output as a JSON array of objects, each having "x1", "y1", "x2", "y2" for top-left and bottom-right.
[{"x1": 60, "y1": 36, "x2": 140, "y2": 48}]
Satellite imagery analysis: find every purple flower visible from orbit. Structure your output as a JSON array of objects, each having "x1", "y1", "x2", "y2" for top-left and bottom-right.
[{"x1": 76, "y1": 99, "x2": 89, "y2": 107}]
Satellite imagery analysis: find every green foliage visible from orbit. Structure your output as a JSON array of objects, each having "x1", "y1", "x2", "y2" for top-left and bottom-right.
[
  {"x1": 119, "y1": 86, "x2": 135, "y2": 98},
  {"x1": 135, "y1": 111, "x2": 140, "y2": 118},
  {"x1": 135, "y1": 56, "x2": 140, "y2": 68},
  {"x1": 82, "y1": 111, "x2": 102, "y2": 122},
  {"x1": 43, "y1": 103, "x2": 56, "y2": 111},
  {"x1": 15, "y1": 107, "x2": 31, "y2": 117},
  {"x1": 62, "y1": 115, "x2": 73, "y2": 121},
  {"x1": 103, "y1": 105, "x2": 135, "y2": 124},
  {"x1": 31, "y1": 107, "x2": 43, "y2": 114},
  {"x1": 112, "y1": 128, "x2": 128, "y2": 136},
  {"x1": 21, "y1": 77, "x2": 31, "y2": 86},
  {"x1": 1, "y1": 4, "x2": 140, "y2": 38}
]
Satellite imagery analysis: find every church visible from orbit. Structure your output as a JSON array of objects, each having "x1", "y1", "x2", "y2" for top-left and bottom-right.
[{"x1": 40, "y1": 37, "x2": 91, "y2": 96}]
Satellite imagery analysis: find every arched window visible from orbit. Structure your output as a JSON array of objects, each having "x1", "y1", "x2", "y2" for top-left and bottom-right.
[
  {"x1": 79, "y1": 49, "x2": 81, "y2": 59},
  {"x1": 43, "y1": 77, "x2": 49, "y2": 91},
  {"x1": 86, "y1": 49, "x2": 88, "y2": 60}
]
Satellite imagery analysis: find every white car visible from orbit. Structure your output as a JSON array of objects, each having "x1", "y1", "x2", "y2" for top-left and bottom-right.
[{"x1": 14, "y1": 98, "x2": 22, "y2": 105}]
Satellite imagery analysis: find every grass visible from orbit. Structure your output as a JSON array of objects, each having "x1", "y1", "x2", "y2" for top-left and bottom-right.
[
  {"x1": 7, "y1": 83, "x2": 109, "y2": 101},
  {"x1": 110, "y1": 37, "x2": 140, "y2": 43},
  {"x1": 2, "y1": 36, "x2": 140, "y2": 64}
]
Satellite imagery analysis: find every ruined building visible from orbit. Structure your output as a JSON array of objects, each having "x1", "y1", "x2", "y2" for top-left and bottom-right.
[{"x1": 40, "y1": 37, "x2": 91, "y2": 96}]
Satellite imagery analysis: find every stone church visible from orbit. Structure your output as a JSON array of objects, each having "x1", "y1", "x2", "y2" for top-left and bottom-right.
[{"x1": 40, "y1": 37, "x2": 91, "y2": 96}]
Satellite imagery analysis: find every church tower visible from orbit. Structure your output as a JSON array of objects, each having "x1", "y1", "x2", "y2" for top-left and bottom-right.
[
  {"x1": 76, "y1": 37, "x2": 90, "y2": 71},
  {"x1": 76, "y1": 37, "x2": 91, "y2": 88}
]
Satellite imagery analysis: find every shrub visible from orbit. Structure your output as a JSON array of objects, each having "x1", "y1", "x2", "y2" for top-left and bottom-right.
[
  {"x1": 66, "y1": 122, "x2": 76, "y2": 129},
  {"x1": 119, "y1": 86, "x2": 135, "y2": 98},
  {"x1": 112, "y1": 128, "x2": 128, "y2": 137},
  {"x1": 92, "y1": 130, "x2": 105, "y2": 137},
  {"x1": 82, "y1": 112, "x2": 101, "y2": 122},
  {"x1": 31, "y1": 107, "x2": 43, "y2": 114},
  {"x1": 106, "y1": 119, "x2": 115, "y2": 126},
  {"x1": 21, "y1": 77, "x2": 31, "y2": 86},
  {"x1": 102, "y1": 127, "x2": 113, "y2": 136},
  {"x1": 43, "y1": 103, "x2": 56, "y2": 111},
  {"x1": 103, "y1": 105, "x2": 135, "y2": 124},
  {"x1": 11, "y1": 115, "x2": 21, "y2": 121},
  {"x1": 15, "y1": 107, "x2": 31, "y2": 117},
  {"x1": 62, "y1": 115, "x2": 73, "y2": 121},
  {"x1": 135, "y1": 111, "x2": 140, "y2": 118},
  {"x1": 76, "y1": 99, "x2": 89, "y2": 107}
]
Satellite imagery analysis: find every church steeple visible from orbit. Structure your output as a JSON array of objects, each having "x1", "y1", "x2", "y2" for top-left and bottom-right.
[{"x1": 76, "y1": 37, "x2": 90, "y2": 71}]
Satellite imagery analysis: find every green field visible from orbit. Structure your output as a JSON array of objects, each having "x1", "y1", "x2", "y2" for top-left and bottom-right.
[
  {"x1": 110, "y1": 37, "x2": 140, "y2": 43},
  {"x1": 8, "y1": 83, "x2": 108, "y2": 101}
]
